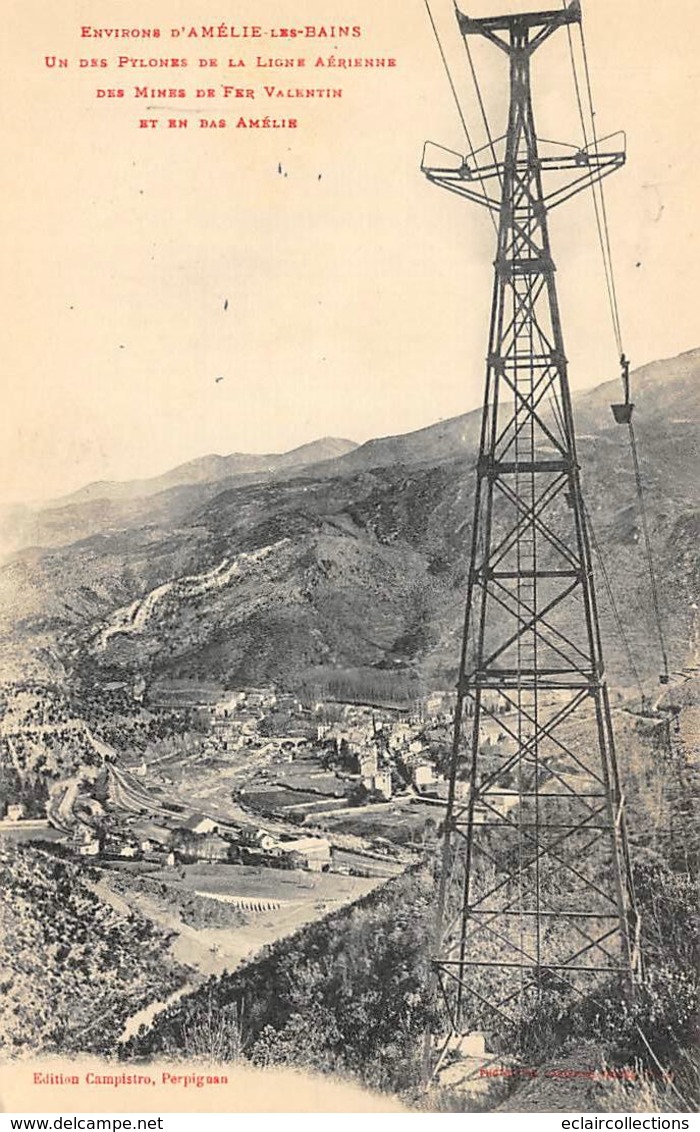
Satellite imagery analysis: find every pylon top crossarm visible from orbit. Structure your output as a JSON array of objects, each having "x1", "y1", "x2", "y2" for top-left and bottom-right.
[
  {"x1": 457, "y1": 1, "x2": 581, "y2": 55},
  {"x1": 421, "y1": 142, "x2": 625, "y2": 213},
  {"x1": 421, "y1": 0, "x2": 624, "y2": 212}
]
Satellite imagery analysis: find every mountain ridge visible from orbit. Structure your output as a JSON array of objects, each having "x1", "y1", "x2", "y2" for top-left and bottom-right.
[
  {"x1": 0, "y1": 347, "x2": 696, "y2": 691},
  {"x1": 2, "y1": 346, "x2": 698, "y2": 562},
  {"x1": 49, "y1": 435, "x2": 360, "y2": 507}
]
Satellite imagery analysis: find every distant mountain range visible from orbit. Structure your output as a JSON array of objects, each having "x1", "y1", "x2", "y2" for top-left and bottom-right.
[
  {"x1": 57, "y1": 436, "x2": 360, "y2": 506},
  {"x1": 0, "y1": 347, "x2": 697, "y2": 692},
  {"x1": 0, "y1": 437, "x2": 358, "y2": 557}
]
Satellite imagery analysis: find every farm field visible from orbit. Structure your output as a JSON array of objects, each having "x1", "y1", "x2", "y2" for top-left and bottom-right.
[
  {"x1": 0, "y1": 821, "x2": 66, "y2": 845},
  {"x1": 148, "y1": 860, "x2": 380, "y2": 902},
  {"x1": 321, "y1": 800, "x2": 443, "y2": 847},
  {"x1": 239, "y1": 762, "x2": 353, "y2": 811},
  {"x1": 94, "y1": 859, "x2": 385, "y2": 980},
  {"x1": 241, "y1": 788, "x2": 322, "y2": 811}
]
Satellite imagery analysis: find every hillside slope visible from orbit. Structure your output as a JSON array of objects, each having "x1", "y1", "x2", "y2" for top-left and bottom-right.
[
  {"x1": 0, "y1": 843, "x2": 185, "y2": 1056},
  {"x1": 0, "y1": 349, "x2": 696, "y2": 690}
]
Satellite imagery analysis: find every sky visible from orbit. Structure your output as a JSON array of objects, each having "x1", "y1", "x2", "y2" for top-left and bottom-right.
[{"x1": 0, "y1": 0, "x2": 697, "y2": 505}]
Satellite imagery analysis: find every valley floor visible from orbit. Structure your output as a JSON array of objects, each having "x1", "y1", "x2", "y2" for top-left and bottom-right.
[{"x1": 94, "y1": 859, "x2": 385, "y2": 984}]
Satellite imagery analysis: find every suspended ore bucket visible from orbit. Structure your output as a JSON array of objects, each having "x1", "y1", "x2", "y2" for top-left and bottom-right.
[{"x1": 611, "y1": 401, "x2": 634, "y2": 424}]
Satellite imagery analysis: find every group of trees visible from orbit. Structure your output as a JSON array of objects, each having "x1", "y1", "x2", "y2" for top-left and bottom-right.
[
  {"x1": 0, "y1": 765, "x2": 49, "y2": 818},
  {"x1": 0, "y1": 680, "x2": 101, "y2": 814},
  {"x1": 107, "y1": 871, "x2": 246, "y2": 931},
  {"x1": 296, "y1": 666, "x2": 423, "y2": 709}
]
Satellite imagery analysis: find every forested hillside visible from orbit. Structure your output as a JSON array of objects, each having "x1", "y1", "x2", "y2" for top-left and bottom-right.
[{"x1": 0, "y1": 844, "x2": 186, "y2": 1056}]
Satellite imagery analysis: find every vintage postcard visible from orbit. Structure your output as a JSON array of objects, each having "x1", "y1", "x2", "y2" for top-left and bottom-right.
[{"x1": 0, "y1": 0, "x2": 697, "y2": 1116}]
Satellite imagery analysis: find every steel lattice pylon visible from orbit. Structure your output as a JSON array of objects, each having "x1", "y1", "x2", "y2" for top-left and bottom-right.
[{"x1": 422, "y1": 2, "x2": 642, "y2": 1060}]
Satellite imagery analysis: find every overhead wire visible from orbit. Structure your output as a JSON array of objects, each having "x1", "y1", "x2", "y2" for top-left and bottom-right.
[
  {"x1": 562, "y1": 5, "x2": 622, "y2": 355},
  {"x1": 423, "y1": 0, "x2": 499, "y2": 234},
  {"x1": 423, "y1": 0, "x2": 475, "y2": 154},
  {"x1": 584, "y1": 502, "x2": 645, "y2": 702},
  {"x1": 549, "y1": 374, "x2": 646, "y2": 701},
  {"x1": 577, "y1": 21, "x2": 624, "y2": 355},
  {"x1": 563, "y1": 2, "x2": 670, "y2": 683},
  {"x1": 625, "y1": 423, "x2": 670, "y2": 682},
  {"x1": 462, "y1": 23, "x2": 503, "y2": 194},
  {"x1": 562, "y1": 14, "x2": 589, "y2": 149}
]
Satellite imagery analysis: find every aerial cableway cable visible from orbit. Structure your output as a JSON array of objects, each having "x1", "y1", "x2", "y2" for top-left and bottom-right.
[
  {"x1": 548, "y1": 389, "x2": 644, "y2": 699},
  {"x1": 423, "y1": 0, "x2": 499, "y2": 233},
  {"x1": 624, "y1": 416, "x2": 671, "y2": 683},
  {"x1": 562, "y1": 5, "x2": 622, "y2": 355},
  {"x1": 461, "y1": 13, "x2": 503, "y2": 194},
  {"x1": 583, "y1": 502, "x2": 645, "y2": 702},
  {"x1": 562, "y1": 1, "x2": 670, "y2": 683},
  {"x1": 577, "y1": 19, "x2": 624, "y2": 356}
]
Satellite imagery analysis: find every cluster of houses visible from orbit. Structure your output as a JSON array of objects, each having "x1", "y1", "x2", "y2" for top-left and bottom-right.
[
  {"x1": 342, "y1": 691, "x2": 515, "y2": 804},
  {"x1": 193, "y1": 687, "x2": 461, "y2": 762},
  {"x1": 195, "y1": 687, "x2": 505, "y2": 810},
  {"x1": 142, "y1": 687, "x2": 452, "y2": 809},
  {"x1": 75, "y1": 809, "x2": 332, "y2": 872},
  {"x1": 2, "y1": 684, "x2": 516, "y2": 866},
  {"x1": 358, "y1": 750, "x2": 393, "y2": 800}
]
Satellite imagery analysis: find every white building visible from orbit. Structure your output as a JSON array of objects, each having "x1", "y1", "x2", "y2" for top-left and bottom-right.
[
  {"x1": 181, "y1": 814, "x2": 218, "y2": 836},
  {"x1": 254, "y1": 828, "x2": 277, "y2": 852},
  {"x1": 424, "y1": 692, "x2": 447, "y2": 716},
  {"x1": 359, "y1": 750, "x2": 378, "y2": 781},
  {"x1": 373, "y1": 768, "x2": 392, "y2": 801},
  {"x1": 388, "y1": 723, "x2": 413, "y2": 750},
  {"x1": 279, "y1": 836, "x2": 331, "y2": 872},
  {"x1": 414, "y1": 763, "x2": 436, "y2": 789}
]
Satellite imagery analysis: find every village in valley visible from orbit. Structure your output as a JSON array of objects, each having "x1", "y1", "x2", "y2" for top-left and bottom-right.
[
  {"x1": 1, "y1": 680, "x2": 468, "y2": 869},
  {"x1": 0, "y1": 669, "x2": 618, "y2": 880},
  {"x1": 0, "y1": 675, "x2": 498, "y2": 986}
]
